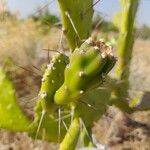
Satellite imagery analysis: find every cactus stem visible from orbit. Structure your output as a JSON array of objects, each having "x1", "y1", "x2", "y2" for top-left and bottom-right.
[{"x1": 59, "y1": 117, "x2": 80, "y2": 150}]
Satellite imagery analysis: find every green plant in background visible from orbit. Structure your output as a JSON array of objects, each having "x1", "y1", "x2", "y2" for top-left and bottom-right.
[
  {"x1": 0, "y1": 0, "x2": 150, "y2": 150},
  {"x1": 93, "y1": 15, "x2": 119, "y2": 33},
  {"x1": 30, "y1": 8, "x2": 59, "y2": 26},
  {"x1": 0, "y1": 68, "x2": 31, "y2": 131},
  {"x1": 110, "y1": 0, "x2": 141, "y2": 112}
]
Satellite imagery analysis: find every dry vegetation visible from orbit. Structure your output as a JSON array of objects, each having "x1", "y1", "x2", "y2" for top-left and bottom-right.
[{"x1": 0, "y1": 13, "x2": 150, "y2": 150}]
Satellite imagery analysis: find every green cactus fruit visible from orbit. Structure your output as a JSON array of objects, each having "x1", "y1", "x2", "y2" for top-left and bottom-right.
[
  {"x1": 57, "y1": 0, "x2": 93, "y2": 50},
  {"x1": 75, "y1": 88, "x2": 111, "y2": 127},
  {"x1": 38, "y1": 53, "x2": 69, "y2": 112},
  {"x1": 54, "y1": 38, "x2": 116, "y2": 104}
]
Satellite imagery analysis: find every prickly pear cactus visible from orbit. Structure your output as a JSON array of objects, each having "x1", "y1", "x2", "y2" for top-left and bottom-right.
[
  {"x1": 54, "y1": 38, "x2": 116, "y2": 105},
  {"x1": 30, "y1": 53, "x2": 70, "y2": 142},
  {"x1": 57, "y1": 0, "x2": 93, "y2": 50}
]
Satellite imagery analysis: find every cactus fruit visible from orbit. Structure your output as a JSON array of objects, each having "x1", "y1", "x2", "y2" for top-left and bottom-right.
[
  {"x1": 54, "y1": 38, "x2": 116, "y2": 105},
  {"x1": 57, "y1": 0, "x2": 93, "y2": 50},
  {"x1": 38, "y1": 53, "x2": 69, "y2": 112}
]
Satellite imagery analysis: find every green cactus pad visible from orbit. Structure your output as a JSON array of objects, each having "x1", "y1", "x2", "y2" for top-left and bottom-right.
[
  {"x1": 0, "y1": 68, "x2": 31, "y2": 132},
  {"x1": 75, "y1": 88, "x2": 111, "y2": 127},
  {"x1": 58, "y1": 0, "x2": 93, "y2": 50},
  {"x1": 38, "y1": 53, "x2": 69, "y2": 112},
  {"x1": 54, "y1": 38, "x2": 116, "y2": 104}
]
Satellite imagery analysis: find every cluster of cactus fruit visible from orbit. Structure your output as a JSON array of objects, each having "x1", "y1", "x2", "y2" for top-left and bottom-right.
[
  {"x1": 30, "y1": 38, "x2": 116, "y2": 147},
  {"x1": 54, "y1": 38, "x2": 116, "y2": 104}
]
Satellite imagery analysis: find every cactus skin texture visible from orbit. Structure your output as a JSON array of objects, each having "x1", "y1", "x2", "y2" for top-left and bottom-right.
[
  {"x1": 38, "y1": 53, "x2": 69, "y2": 112},
  {"x1": 59, "y1": 117, "x2": 80, "y2": 150},
  {"x1": 57, "y1": 0, "x2": 93, "y2": 50},
  {"x1": 113, "y1": 0, "x2": 139, "y2": 112},
  {"x1": 54, "y1": 38, "x2": 116, "y2": 105}
]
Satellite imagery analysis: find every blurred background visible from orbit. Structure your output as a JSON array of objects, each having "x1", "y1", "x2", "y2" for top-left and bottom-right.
[{"x1": 0, "y1": 0, "x2": 150, "y2": 149}]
